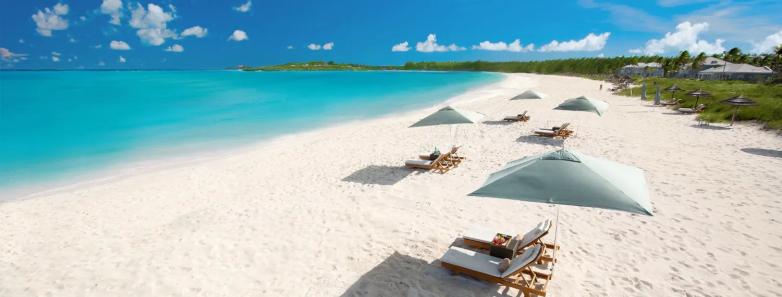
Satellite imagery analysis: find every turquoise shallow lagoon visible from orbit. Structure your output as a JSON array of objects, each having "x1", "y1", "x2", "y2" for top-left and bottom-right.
[{"x1": 0, "y1": 70, "x2": 500, "y2": 190}]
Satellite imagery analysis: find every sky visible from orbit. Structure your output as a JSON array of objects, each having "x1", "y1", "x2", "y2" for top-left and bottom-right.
[{"x1": 1, "y1": 0, "x2": 781, "y2": 69}]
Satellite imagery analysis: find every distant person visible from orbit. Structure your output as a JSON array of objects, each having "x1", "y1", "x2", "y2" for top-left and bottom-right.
[{"x1": 599, "y1": 84, "x2": 603, "y2": 91}]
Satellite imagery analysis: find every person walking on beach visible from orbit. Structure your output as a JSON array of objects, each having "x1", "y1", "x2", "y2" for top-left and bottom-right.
[{"x1": 599, "y1": 84, "x2": 603, "y2": 91}]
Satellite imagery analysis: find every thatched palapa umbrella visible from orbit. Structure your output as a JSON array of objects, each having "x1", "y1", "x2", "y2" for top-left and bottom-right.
[
  {"x1": 664, "y1": 84, "x2": 684, "y2": 100},
  {"x1": 721, "y1": 95, "x2": 757, "y2": 126},
  {"x1": 686, "y1": 89, "x2": 712, "y2": 108}
]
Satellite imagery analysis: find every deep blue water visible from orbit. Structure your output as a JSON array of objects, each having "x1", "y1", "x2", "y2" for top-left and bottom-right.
[{"x1": 0, "y1": 70, "x2": 499, "y2": 188}]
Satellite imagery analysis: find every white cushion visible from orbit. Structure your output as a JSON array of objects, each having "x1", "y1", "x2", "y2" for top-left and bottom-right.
[
  {"x1": 441, "y1": 245, "x2": 541, "y2": 278},
  {"x1": 405, "y1": 160, "x2": 432, "y2": 166},
  {"x1": 441, "y1": 246, "x2": 502, "y2": 277},
  {"x1": 519, "y1": 219, "x2": 551, "y2": 246},
  {"x1": 535, "y1": 129, "x2": 555, "y2": 135}
]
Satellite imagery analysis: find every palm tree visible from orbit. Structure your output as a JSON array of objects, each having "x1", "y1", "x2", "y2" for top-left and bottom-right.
[
  {"x1": 691, "y1": 52, "x2": 707, "y2": 71},
  {"x1": 673, "y1": 50, "x2": 690, "y2": 76},
  {"x1": 726, "y1": 47, "x2": 742, "y2": 62}
]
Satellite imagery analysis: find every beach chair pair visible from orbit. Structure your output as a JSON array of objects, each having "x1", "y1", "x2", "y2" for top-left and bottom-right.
[
  {"x1": 533, "y1": 123, "x2": 573, "y2": 139},
  {"x1": 462, "y1": 220, "x2": 558, "y2": 263},
  {"x1": 660, "y1": 99, "x2": 681, "y2": 106},
  {"x1": 677, "y1": 104, "x2": 706, "y2": 114},
  {"x1": 503, "y1": 111, "x2": 531, "y2": 122},
  {"x1": 405, "y1": 146, "x2": 463, "y2": 173},
  {"x1": 439, "y1": 220, "x2": 557, "y2": 296}
]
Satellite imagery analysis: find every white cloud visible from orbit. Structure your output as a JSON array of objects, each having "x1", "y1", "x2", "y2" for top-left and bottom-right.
[
  {"x1": 52, "y1": 55, "x2": 60, "y2": 62},
  {"x1": 391, "y1": 41, "x2": 410, "y2": 52},
  {"x1": 307, "y1": 42, "x2": 334, "y2": 51},
  {"x1": 32, "y1": 3, "x2": 69, "y2": 37},
  {"x1": 228, "y1": 30, "x2": 248, "y2": 41},
  {"x1": 0, "y1": 48, "x2": 27, "y2": 61},
  {"x1": 94, "y1": 44, "x2": 103, "y2": 49},
  {"x1": 98, "y1": 61, "x2": 106, "y2": 66},
  {"x1": 18, "y1": 39, "x2": 24, "y2": 44},
  {"x1": 129, "y1": 3, "x2": 176, "y2": 46},
  {"x1": 234, "y1": 0, "x2": 252, "y2": 13},
  {"x1": 287, "y1": 45, "x2": 294, "y2": 49},
  {"x1": 119, "y1": 56, "x2": 126, "y2": 63},
  {"x1": 751, "y1": 30, "x2": 782, "y2": 54},
  {"x1": 181, "y1": 26, "x2": 207, "y2": 38},
  {"x1": 634, "y1": 22, "x2": 724, "y2": 55},
  {"x1": 628, "y1": 48, "x2": 642, "y2": 54},
  {"x1": 415, "y1": 34, "x2": 465, "y2": 52},
  {"x1": 69, "y1": 37, "x2": 76, "y2": 43},
  {"x1": 539, "y1": 32, "x2": 610, "y2": 52},
  {"x1": 100, "y1": 0, "x2": 122, "y2": 25},
  {"x1": 165, "y1": 44, "x2": 184, "y2": 52},
  {"x1": 110, "y1": 40, "x2": 131, "y2": 50},
  {"x1": 51, "y1": 51, "x2": 61, "y2": 56},
  {"x1": 472, "y1": 39, "x2": 534, "y2": 52}
]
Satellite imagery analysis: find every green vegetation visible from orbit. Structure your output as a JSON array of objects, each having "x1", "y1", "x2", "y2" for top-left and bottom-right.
[
  {"x1": 240, "y1": 61, "x2": 395, "y2": 71},
  {"x1": 400, "y1": 57, "x2": 664, "y2": 76},
  {"x1": 619, "y1": 78, "x2": 782, "y2": 129}
]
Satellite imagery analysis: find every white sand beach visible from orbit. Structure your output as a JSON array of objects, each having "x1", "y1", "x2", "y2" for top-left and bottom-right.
[{"x1": 1, "y1": 73, "x2": 781, "y2": 296}]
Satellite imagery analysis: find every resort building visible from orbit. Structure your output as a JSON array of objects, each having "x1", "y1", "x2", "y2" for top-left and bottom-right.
[
  {"x1": 617, "y1": 62, "x2": 664, "y2": 77},
  {"x1": 697, "y1": 62, "x2": 774, "y2": 81}
]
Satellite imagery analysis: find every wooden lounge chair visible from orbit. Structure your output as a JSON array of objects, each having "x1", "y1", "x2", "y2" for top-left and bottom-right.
[
  {"x1": 503, "y1": 111, "x2": 530, "y2": 122},
  {"x1": 677, "y1": 104, "x2": 706, "y2": 114},
  {"x1": 462, "y1": 220, "x2": 558, "y2": 263},
  {"x1": 533, "y1": 123, "x2": 572, "y2": 139},
  {"x1": 660, "y1": 99, "x2": 681, "y2": 106},
  {"x1": 405, "y1": 152, "x2": 452, "y2": 173},
  {"x1": 441, "y1": 244, "x2": 551, "y2": 296}
]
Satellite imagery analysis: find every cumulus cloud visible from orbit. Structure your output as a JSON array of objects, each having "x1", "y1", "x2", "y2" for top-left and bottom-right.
[
  {"x1": 119, "y1": 56, "x2": 126, "y2": 63},
  {"x1": 631, "y1": 22, "x2": 725, "y2": 55},
  {"x1": 539, "y1": 32, "x2": 610, "y2": 52},
  {"x1": 52, "y1": 55, "x2": 60, "y2": 62},
  {"x1": 52, "y1": 51, "x2": 61, "y2": 56},
  {"x1": 234, "y1": 0, "x2": 252, "y2": 13},
  {"x1": 165, "y1": 44, "x2": 184, "y2": 52},
  {"x1": 110, "y1": 40, "x2": 131, "y2": 50},
  {"x1": 472, "y1": 39, "x2": 534, "y2": 52},
  {"x1": 129, "y1": 3, "x2": 176, "y2": 46},
  {"x1": 307, "y1": 42, "x2": 334, "y2": 50},
  {"x1": 391, "y1": 41, "x2": 410, "y2": 52},
  {"x1": 287, "y1": 45, "x2": 294, "y2": 49},
  {"x1": 100, "y1": 0, "x2": 122, "y2": 25},
  {"x1": 415, "y1": 34, "x2": 465, "y2": 52},
  {"x1": 0, "y1": 48, "x2": 28, "y2": 61},
  {"x1": 181, "y1": 26, "x2": 207, "y2": 38},
  {"x1": 751, "y1": 30, "x2": 782, "y2": 54},
  {"x1": 228, "y1": 30, "x2": 248, "y2": 41},
  {"x1": 32, "y1": 3, "x2": 69, "y2": 37}
]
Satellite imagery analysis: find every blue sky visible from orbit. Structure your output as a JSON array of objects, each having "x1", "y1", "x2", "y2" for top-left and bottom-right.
[{"x1": 1, "y1": 0, "x2": 781, "y2": 69}]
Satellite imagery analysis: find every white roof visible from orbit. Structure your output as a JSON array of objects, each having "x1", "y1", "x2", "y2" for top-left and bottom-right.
[
  {"x1": 622, "y1": 62, "x2": 662, "y2": 68},
  {"x1": 700, "y1": 63, "x2": 773, "y2": 74}
]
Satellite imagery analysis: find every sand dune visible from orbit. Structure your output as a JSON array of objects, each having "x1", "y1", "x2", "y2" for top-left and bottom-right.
[{"x1": 1, "y1": 73, "x2": 781, "y2": 296}]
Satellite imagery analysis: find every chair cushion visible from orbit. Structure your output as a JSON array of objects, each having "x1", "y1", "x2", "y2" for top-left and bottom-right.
[
  {"x1": 441, "y1": 246, "x2": 502, "y2": 277},
  {"x1": 535, "y1": 129, "x2": 555, "y2": 134},
  {"x1": 405, "y1": 160, "x2": 432, "y2": 166},
  {"x1": 498, "y1": 258, "x2": 511, "y2": 273}
]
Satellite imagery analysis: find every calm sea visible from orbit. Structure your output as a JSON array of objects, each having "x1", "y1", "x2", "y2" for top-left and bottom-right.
[{"x1": 0, "y1": 70, "x2": 500, "y2": 191}]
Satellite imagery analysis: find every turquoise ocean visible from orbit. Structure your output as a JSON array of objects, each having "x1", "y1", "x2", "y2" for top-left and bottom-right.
[{"x1": 0, "y1": 70, "x2": 500, "y2": 192}]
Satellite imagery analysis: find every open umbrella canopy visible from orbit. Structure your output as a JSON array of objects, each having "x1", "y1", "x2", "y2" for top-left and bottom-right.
[
  {"x1": 687, "y1": 89, "x2": 712, "y2": 97},
  {"x1": 469, "y1": 149, "x2": 653, "y2": 216},
  {"x1": 721, "y1": 95, "x2": 757, "y2": 106},
  {"x1": 664, "y1": 84, "x2": 683, "y2": 92},
  {"x1": 511, "y1": 90, "x2": 546, "y2": 100},
  {"x1": 554, "y1": 96, "x2": 609, "y2": 116},
  {"x1": 410, "y1": 106, "x2": 485, "y2": 127}
]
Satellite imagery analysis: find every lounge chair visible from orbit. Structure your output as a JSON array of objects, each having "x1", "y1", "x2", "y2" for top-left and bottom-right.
[
  {"x1": 405, "y1": 152, "x2": 452, "y2": 173},
  {"x1": 677, "y1": 104, "x2": 706, "y2": 114},
  {"x1": 503, "y1": 111, "x2": 530, "y2": 122},
  {"x1": 660, "y1": 99, "x2": 681, "y2": 106},
  {"x1": 533, "y1": 123, "x2": 572, "y2": 139},
  {"x1": 441, "y1": 244, "x2": 551, "y2": 296},
  {"x1": 462, "y1": 220, "x2": 558, "y2": 263}
]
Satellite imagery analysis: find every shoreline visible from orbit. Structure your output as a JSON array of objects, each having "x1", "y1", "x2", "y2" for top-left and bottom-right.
[{"x1": 0, "y1": 72, "x2": 511, "y2": 202}]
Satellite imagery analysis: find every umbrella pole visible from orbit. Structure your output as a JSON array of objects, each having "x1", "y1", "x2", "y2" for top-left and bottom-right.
[
  {"x1": 552, "y1": 205, "x2": 560, "y2": 266},
  {"x1": 731, "y1": 106, "x2": 739, "y2": 126}
]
